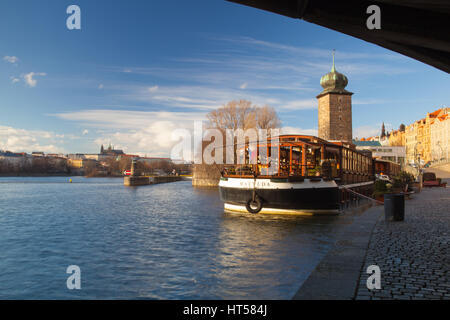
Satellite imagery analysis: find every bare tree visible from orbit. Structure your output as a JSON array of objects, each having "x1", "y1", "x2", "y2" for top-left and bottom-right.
[
  {"x1": 207, "y1": 100, "x2": 281, "y2": 132},
  {"x1": 207, "y1": 100, "x2": 256, "y2": 131},
  {"x1": 256, "y1": 105, "x2": 281, "y2": 134},
  {"x1": 194, "y1": 100, "x2": 282, "y2": 186}
]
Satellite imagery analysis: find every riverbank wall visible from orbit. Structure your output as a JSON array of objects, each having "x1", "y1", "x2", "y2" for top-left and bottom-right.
[
  {"x1": 293, "y1": 203, "x2": 383, "y2": 300},
  {"x1": 192, "y1": 164, "x2": 222, "y2": 187},
  {"x1": 124, "y1": 175, "x2": 184, "y2": 186},
  {"x1": 0, "y1": 173, "x2": 72, "y2": 177}
]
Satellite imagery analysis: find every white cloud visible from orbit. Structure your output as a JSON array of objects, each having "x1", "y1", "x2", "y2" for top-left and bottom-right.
[
  {"x1": 0, "y1": 125, "x2": 65, "y2": 153},
  {"x1": 148, "y1": 85, "x2": 159, "y2": 93},
  {"x1": 282, "y1": 126, "x2": 318, "y2": 136},
  {"x1": 93, "y1": 121, "x2": 184, "y2": 157},
  {"x1": 280, "y1": 99, "x2": 317, "y2": 110},
  {"x1": 23, "y1": 72, "x2": 47, "y2": 87},
  {"x1": 52, "y1": 109, "x2": 208, "y2": 157},
  {"x1": 10, "y1": 76, "x2": 20, "y2": 84},
  {"x1": 353, "y1": 125, "x2": 381, "y2": 139},
  {"x1": 120, "y1": 84, "x2": 303, "y2": 111},
  {"x1": 217, "y1": 36, "x2": 402, "y2": 62},
  {"x1": 240, "y1": 82, "x2": 248, "y2": 89},
  {"x1": 52, "y1": 109, "x2": 206, "y2": 129},
  {"x1": 3, "y1": 56, "x2": 19, "y2": 64},
  {"x1": 82, "y1": 129, "x2": 89, "y2": 135}
]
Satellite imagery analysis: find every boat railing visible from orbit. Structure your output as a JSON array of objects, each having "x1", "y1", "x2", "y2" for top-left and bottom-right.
[
  {"x1": 219, "y1": 135, "x2": 374, "y2": 184},
  {"x1": 222, "y1": 163, "x2": 332, "y2": 179}
]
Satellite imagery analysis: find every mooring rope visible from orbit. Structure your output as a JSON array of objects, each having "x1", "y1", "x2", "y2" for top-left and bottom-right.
[{"x1": 340, "y1": 186, "x2": 384, "y2": 205}]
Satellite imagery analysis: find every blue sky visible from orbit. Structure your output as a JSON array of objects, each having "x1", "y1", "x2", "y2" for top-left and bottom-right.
[{"x1": 0, "y1": 0, "x2": 449, "y2": 156}]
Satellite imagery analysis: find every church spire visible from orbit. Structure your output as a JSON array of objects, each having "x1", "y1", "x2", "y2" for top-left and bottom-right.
[
  {"x1": 319, "y1": 50, "x2": 349, "y2": 95},
  {"x1": 381, "y1": 122, "x2": 386, "y2": 138},
  {"x1": 331, "y1": 49, "x2": 336, "y2": 72}
]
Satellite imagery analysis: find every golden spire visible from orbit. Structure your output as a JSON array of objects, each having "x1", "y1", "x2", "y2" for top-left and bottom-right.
[{"x1": 331, "y1": 49, "x2": 336, "y2": 72}]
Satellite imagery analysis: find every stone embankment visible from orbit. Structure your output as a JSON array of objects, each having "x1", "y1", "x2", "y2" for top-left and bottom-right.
[
  {"x1": 192, "y1": 164, "x2": 222, "y2": 187},
  {"x1": 124, "y1": 175, "x2": 183, "y2": 186}
]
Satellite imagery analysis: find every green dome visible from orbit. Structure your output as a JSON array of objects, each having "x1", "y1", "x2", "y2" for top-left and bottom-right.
[
  {"x1": 319, "y1": 53, "x2": 350, "y2": 95},
  {"x1": 320, "y1": 68, "x2": 348, "y2": 91}
]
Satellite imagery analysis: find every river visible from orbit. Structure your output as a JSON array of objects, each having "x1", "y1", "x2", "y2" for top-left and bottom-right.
[{"x1": 0, "y1": 177, "x2": 352, "y2": 299}]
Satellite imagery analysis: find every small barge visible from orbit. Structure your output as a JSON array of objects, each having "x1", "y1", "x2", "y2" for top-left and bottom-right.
[{"x1": 219, "y1": 135, "x2": 376, "y2": 215}]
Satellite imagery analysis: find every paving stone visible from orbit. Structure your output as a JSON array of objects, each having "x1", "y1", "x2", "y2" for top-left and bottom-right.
[{"x1": 355, "y1": 188, "x2": 450, "y2": 300}]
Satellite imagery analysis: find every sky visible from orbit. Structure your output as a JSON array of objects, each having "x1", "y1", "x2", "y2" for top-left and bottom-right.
[{"x1": 0, "y1": 0, "x2": 449, "y2": 157}]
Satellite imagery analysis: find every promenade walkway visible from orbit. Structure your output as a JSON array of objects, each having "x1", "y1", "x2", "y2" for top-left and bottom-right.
[{"x1": 355, "y1": 187, "x2": 450, "y2": 300}]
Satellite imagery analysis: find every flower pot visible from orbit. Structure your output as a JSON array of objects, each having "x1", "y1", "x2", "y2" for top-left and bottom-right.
[{"x1": 375, "y1": 195, "x2": 384, "y2": 204}]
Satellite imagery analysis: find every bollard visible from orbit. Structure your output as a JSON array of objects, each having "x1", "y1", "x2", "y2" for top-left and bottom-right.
[{"x1": 384, "y1": 193, "x2": 405, "y2": 221}]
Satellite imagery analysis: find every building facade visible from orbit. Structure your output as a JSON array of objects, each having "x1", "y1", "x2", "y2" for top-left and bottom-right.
[
  {"x1": 404, "y1": 108, "x2": 447, "y2": 164},
  {"x1": 0, "y1": 152, "x2": 32, "y2": 170},
  {"x1": 405, "y1": 120, "x2": 422, "y2": 164},
  {"x1": 388, "y1": 128, "x2": 406, "y2": 147},
  {"x1": 430, "y1": 108, "x2": 449, "y2": 162}
]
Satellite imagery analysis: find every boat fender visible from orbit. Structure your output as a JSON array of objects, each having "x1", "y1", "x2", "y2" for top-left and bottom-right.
[{"x1": 246, "y1": 196, "x2": 263, "y2": 214}]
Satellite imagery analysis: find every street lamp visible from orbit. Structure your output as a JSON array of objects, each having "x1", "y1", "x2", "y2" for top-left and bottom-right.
[
  {"x1": 437, "y1": 141, "x2": 444, "y2": 163},
  {"x1": 413, "y1": 142, "x2": 422, "y2": 176},
  {"x1": 414, "y1": 142, "x2": 421, "y2": 163}
]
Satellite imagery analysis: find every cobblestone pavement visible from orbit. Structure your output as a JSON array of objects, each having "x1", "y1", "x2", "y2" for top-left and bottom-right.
[{"x1": 355, "y1": 187, "x2": 450, "y2": 300}]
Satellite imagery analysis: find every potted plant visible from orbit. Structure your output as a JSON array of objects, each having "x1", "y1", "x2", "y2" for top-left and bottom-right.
[
  {"x1": 372, "y1": 180, "x2": 388, "y2": 203},
  {"x1": 392, "y1": 171, "x2": 415, "y2": 194}
]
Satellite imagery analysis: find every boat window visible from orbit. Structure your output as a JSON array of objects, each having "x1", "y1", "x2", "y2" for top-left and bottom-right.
[
  {"x1": 279, "y1": 146, "x2": 290, "y2": 176},
  {"x1": 305, "y1": 146, "x2": 321, "y2": 177},
  {"x1": 324, "y1": 147, "x2": 340, "y2": 178},
  {"x1": 290, "y1": 146, "x2": 302, "y2": 176}
]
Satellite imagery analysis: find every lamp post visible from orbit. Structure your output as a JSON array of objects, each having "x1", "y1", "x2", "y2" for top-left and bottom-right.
[
  {"x1": 437, "y1": 141, "x2": 444, "y2": 163},
  {"x1": 413, "y1": 141, "x2": 422, "y2": 178},
  {"x1": 414, "y1": 142, "x2": 420, "y2": 164}
]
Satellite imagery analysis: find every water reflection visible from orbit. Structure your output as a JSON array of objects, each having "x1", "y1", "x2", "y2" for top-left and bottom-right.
[
  {"x1": 0, "y1": 177, "x2": 346, "y2": 299},
  {"x1": 214, "y1": 213, "x2": 339, "y2": 299}
]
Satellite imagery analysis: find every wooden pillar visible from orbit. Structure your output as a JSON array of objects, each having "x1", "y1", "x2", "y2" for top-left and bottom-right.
[
  {"x1": 278, "y1": 144, "x2": 281, "y2": 176},
  {"x1": 302, "y1": 144, "x2": 306, "y2": 176},
  {"x1": 289, "y1": 146, "x2": 293, "y2": 174}
]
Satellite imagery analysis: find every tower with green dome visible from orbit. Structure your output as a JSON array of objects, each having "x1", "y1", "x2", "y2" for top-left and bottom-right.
[{"x1": 317, "y1": 51, "x2": 353, "y2": 143}]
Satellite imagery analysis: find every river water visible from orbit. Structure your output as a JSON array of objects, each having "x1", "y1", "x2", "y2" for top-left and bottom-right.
[{"x1": 0, "y1": 177, "x2": 353, "y2": 299}]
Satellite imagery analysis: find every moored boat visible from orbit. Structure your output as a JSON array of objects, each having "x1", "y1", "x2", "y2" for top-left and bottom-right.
[{"x1": 219, "y1": 135, "x2": 375, "y2": 215}]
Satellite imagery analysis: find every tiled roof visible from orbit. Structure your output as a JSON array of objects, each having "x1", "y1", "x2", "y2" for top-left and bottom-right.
[
  {"x1": 352, "y1": 140, "x2": 382, "y2": 146},
  {"x1": 429, "y1": 108, "x2": 442, "y2": 117}
]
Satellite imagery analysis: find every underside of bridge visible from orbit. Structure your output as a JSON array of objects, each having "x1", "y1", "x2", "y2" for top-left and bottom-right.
[{"x1": 228, "y1": 0, "x2": 450, "y2": 73}]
